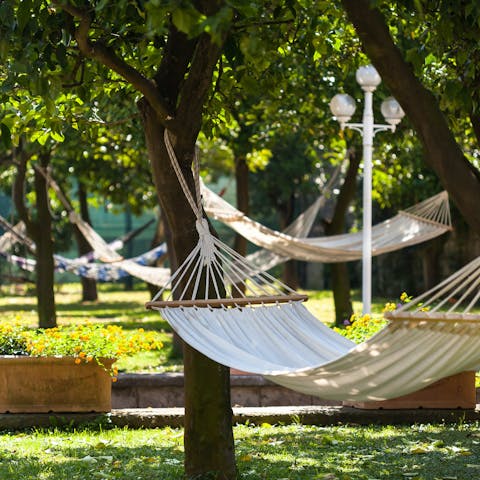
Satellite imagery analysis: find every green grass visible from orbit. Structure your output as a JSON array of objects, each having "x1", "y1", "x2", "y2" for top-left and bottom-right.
[{"x1": 0, "y1": 422, "x2": 479, "y2": 479}]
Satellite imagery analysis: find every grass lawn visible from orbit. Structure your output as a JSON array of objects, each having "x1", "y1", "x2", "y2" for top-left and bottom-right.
[
  {"x1": 0, "y1": 282, "x2": 389, "y2": 373},
  {"x1": 0, "y1": 422, "x2": 479, "y2": 479}
]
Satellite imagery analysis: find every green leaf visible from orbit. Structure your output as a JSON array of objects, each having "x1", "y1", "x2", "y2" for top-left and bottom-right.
[
  {"x1": 172, "y1": 8, "x2": 196, "y2": 35},
  {"x1": 16, "y1": 0, "x2": 32, "y2": 34},
  {"x1": 50, "y1": 130, "x2": 65, "y2": 142}
]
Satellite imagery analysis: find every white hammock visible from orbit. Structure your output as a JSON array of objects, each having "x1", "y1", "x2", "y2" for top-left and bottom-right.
[
  {"x1": 0, "y1": 220, "x2": 28, "y2": 253},
  {"x1": 147, "y1": 130, "x2": 480, "y2": 402},
  {"x1": 202, "y1": 185, "x2": 452, "y2": 263}
]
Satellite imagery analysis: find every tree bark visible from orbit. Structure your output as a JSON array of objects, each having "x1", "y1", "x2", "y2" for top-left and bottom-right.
[
  {"x1": 139, "y1": 101, "x2": 236, "y2": 480},
  {"x1": 324, "y1": 148, "x2": 361, "y2": 326},
  {"x1": 279, "y1": 194, "x2": 299, "y2": 289},
  {"x1": 147, "y1": 215, "x2": 167, "y2": 299},
  {"x1": 76, "y1": 180, "x2": 98, "y2": 302},
  {"x1": 234, "y1": 156, "x2": 249, "y2": 258},
  {"x1": 13, "y1": 148, "x2": 56, "y2": 328},
  {"x1": 233, "y1": 156, "x2": 249, "y2": 295},
  {"x1": 341, "y1": 0, "x2": 480, "y2": 234}
]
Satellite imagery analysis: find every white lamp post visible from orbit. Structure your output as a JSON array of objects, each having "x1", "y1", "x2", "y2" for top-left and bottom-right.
[{"x1": 329, "y1": 65, "x2": 405, "y2": 314}]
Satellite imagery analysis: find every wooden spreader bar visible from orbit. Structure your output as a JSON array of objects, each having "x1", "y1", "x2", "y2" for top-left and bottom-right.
[
  {"x1": 146, "y1": 293, "x2": 308, "y2": 309},
  {"x1": 385, "y1": 312, "x2": 480, "y2": 324}
]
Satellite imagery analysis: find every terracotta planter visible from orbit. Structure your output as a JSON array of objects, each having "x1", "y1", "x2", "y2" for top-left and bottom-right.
[{"x1": 0, "y1": 356, "x2": 115, "y2": 413}]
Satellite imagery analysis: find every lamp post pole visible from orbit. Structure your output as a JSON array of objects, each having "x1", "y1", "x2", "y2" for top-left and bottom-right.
[
  {"x1": 329, "y1": 65, "x2": 405, "y2": 314},
  {"x1": 361, "y1": 88, "x2": 374, "y2": 314}
]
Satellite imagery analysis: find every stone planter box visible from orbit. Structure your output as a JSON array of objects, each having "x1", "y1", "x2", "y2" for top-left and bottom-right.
[
  {"x1": 0, "y1": 356, "x2": 115, "y2": 413},
  {"x1": 343, "y1": 371, "x2": 476, "y2": 410}
]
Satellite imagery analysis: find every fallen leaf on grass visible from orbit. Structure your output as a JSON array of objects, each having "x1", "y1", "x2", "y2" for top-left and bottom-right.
[
  {"x1": 80, "y1": 455, "x2": 98, "y2": 463},
  {"x1": 317, "y1": 474, "x2": 339, "y2": 480}
]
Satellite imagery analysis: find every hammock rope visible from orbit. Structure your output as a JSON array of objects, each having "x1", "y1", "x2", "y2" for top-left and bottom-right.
[{"x1": 148, "y1": 130, "x2": 307, "y2": 307}]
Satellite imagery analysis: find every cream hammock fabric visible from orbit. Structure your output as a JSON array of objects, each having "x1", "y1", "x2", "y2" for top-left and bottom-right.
[
  {"x1": 147, "y1": 130, "x2": 480, "y2": 402},
  {"x1": 0, "y1": 218, "x2": 29, "y2": 253},
  {"x1": 202, "y1": 185, "x2": 452, "y2": 263}
]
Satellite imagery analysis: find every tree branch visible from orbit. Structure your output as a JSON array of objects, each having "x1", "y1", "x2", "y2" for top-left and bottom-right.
[
  {"x1": 52, "y1": 0, "x2": 174, "y2": 123},
  {"x1": 175, "y1": 32, "x2": 225, "y2": 143},
  {"x1": 153, "y1": 24, "x2": 197, "y2": 113}
]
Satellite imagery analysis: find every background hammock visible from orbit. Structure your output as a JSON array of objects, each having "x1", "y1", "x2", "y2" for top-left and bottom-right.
[
  {"x1": 202, "y1": 185, "x2": 452, "y2": 263},
  {"x1": 0, "y1": 212, "x2": 170, "y2": 286},
  {"x1": 0, "y1": 241, "x2": 169, "y2": 286}
]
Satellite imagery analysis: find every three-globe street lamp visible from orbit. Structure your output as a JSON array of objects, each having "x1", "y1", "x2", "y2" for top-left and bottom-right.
[{"x1": 329, "y1": 65, "x2": 405, "y2": 314}]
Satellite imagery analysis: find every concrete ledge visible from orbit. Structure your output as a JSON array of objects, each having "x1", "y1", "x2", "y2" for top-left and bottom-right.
[
  {"x1": 112, "y1": 373, "x2": 341, "y2": 409},
  {"x1": 1, "y1": 405, "x2": 480, "y2": 431}
]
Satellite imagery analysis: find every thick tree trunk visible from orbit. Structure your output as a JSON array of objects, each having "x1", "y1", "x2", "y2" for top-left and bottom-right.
[
  {"x1": 342, "y1": 0, "x2": 480, "y2": 235},
  {"x1": 154, "y1": 211, "x2": 184, "y2": 359},
  {"x1": 324, "y1": 148, "x2": 361, "y2": 326},
  {"x1": 140, "y1": 102, "x2": 236, "y2": 480},
  {"x1": 147, "y1": 215, "x2": 167, "y2": 299},
  {"x1": 421, "y1": 237, "x2": 444, "y2": 291},
  {"x1": 33, "y1": 165, "x2": 56, "y2": 328},
  {"x1": 76, "y1": 181, "x2": 98, "y2": 302}
]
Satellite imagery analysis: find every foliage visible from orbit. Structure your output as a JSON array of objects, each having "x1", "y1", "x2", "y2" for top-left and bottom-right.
[
  {"x1": 333, "y1": 291, "x2": 414, "y2": 343},
  {"x1": 333, "y1": 313, "x2": 387, "y2": 344},
  {"x1": 0, "y1": 322, "x2": 163, "y2": 376}
]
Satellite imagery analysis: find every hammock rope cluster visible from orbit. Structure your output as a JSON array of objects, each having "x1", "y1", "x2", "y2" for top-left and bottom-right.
[{"x1": 147, "y1": 130, "x2": 480, "y2": 402}]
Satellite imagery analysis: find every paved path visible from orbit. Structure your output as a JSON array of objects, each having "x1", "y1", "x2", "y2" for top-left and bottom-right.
[{"x1": 1, "y1": 405, "x2": 479, "y2": 431}]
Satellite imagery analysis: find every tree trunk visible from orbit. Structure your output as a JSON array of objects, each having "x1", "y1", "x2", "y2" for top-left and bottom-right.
[
  {"x1": 341, "y1": 0, "x2": 480, "y2": 235},
  {"x1": 421, "y1": 237, "x2": 445, "y2": 291},
  {"x1": 123, "y1": 207, "x2": 134, "y2": 291},
  {"x1": 234, "y1": 156, "x2": 249, "y2": 258},
  {"x1": 33, "y1": 164, "x2": 56, "y2": 328},
  {"x1": 279, "y1": 195, "x2": 299, "y2": 289},
  {"x1": 234, "y1": 156, "x2": 249, "y2": 295},
  {"x1": 139, "y1": 101, "x2": 236, "y2": 480},
  {"x1": 147, "y1": 215, "x2": 167, "y2": 299},
  {"x1": 76, "y1": 180, "x2": 98, "y2": 302},
  {"x1": 324, "y1": 148, "x2": 361, "y2": 326},
  {"x1": 13, "y1": 147, "x2": 57, "y2": 328},
  {"x1": 155, "y1": 211, "x2": 184, "y2": 359}
]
